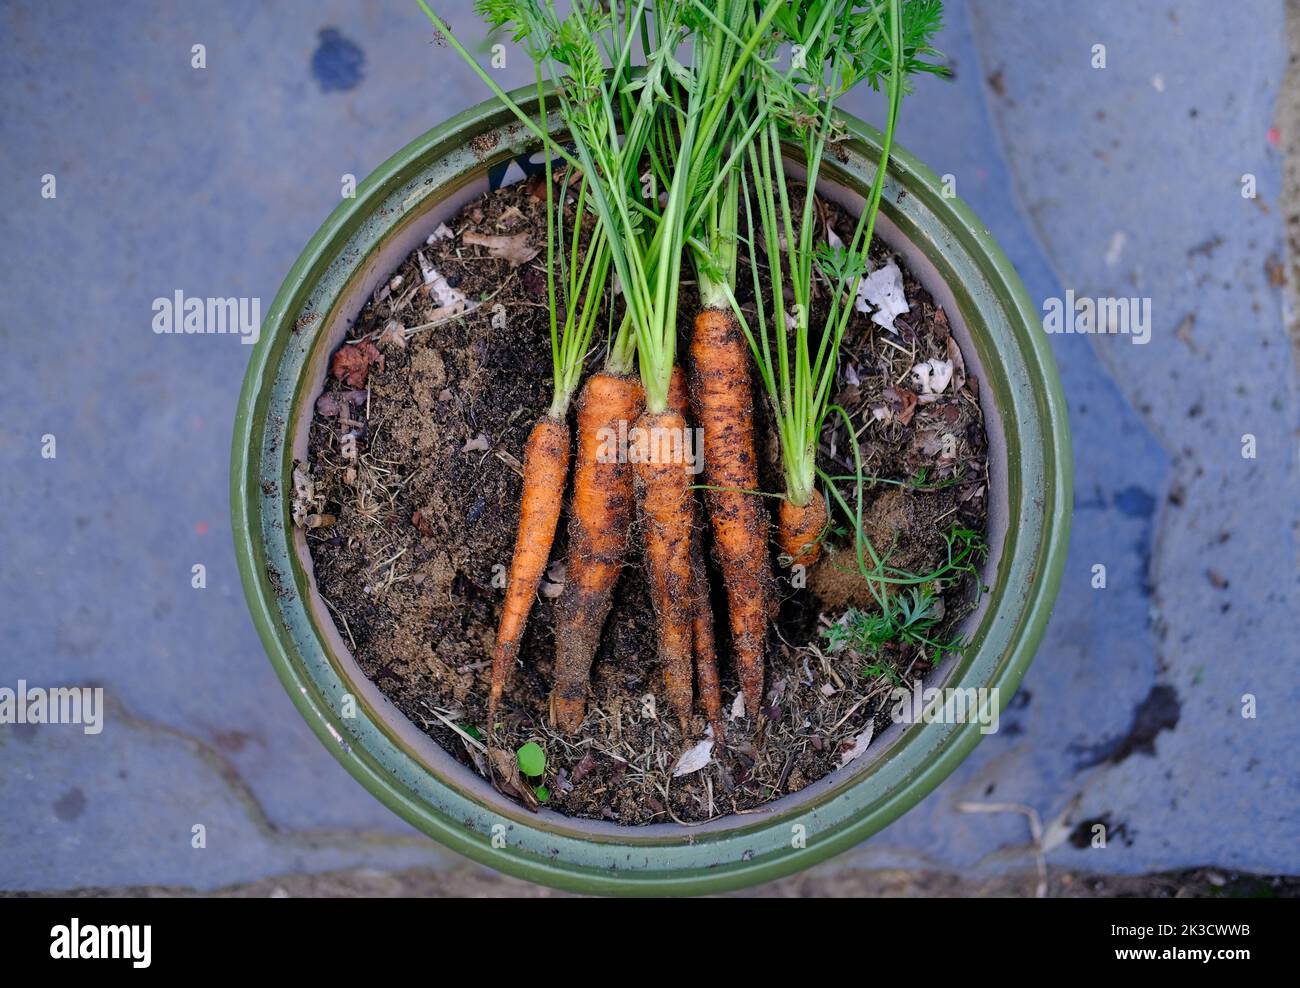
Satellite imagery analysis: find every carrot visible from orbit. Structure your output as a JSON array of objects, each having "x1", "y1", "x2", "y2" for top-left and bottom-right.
[
  {"x1": 549, "y1": 372, "x2": 644, "y2": 733},
  {"x1": 487, "y1": 415, "x2": 570, "y2": 728},
  {"x1": 689, "y1": 308, "x2": 771, "y2": 716},
  {"x1": 665, "y1": 365, "x2": 691, "y2": 423},
  {"x1": 688, "y1": 535, "x2": 724, "y2": 734},
  {"x1": 666, "y1": 367, "x2": 723, "y2": 734},
  {"x1": 632, "y1": 407, "x2": 696, "y2": 731},
  {"x1": 777, "y1": 492, "x2": 828, "y2": 569}
]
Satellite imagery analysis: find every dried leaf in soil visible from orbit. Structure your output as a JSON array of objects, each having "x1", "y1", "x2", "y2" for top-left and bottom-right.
[
  {"x1": 488, "y1": 747, "x2": 540, "y2": 812},
  {"x1": 331, "y1": 340, "x2": 384, "y2": 388},
  {"x1": 672, "y1": 736, "x2": 715, "y2": 777},
  {"x1": 839, "y1": 723, "x2": 875, "y2": 767},
  {"x1": 315, "y1": 390, "x2": 367, "y2": 417},
  {"x1": 462, "y1": 230, "x2": 539, "y2": 267}
]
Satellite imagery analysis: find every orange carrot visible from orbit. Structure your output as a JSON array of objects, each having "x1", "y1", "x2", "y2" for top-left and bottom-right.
[
  {"x1": 632, "y1": 408, "x2": 696, "y2": 730},
  {"x1": 688, "y1": 308, "x2": 772, "y2": 716},
  {"x1": 689, "y1": 536, "x2": 723, "y2": 734},
  {"x1": 487, "y1": 416, "x2": 570, "y2": 728},
  {"x1": 666, "y1": 367, "x2": 723, "y2": 734},
  {"x1": 665, "y1": 364, "x2": 691, "y2": 417},
  {"x1": 777, "y1": 492, "x2": 828, "y2": 568},
  {"x1": 549, "y1": 372, "x2": 644, "y2": 732}
]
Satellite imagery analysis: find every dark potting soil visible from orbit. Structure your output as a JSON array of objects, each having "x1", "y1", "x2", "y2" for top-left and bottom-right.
[{"x1": 300, "y1": 176, "x2": 989, "y2": 825}]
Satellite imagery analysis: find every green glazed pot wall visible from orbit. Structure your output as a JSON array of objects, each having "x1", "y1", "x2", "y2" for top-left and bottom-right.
[{"x1": 231, "y1": 88, "x2": 1071, "y2": 896}]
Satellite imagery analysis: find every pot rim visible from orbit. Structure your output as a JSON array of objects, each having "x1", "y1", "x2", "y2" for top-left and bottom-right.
[{"x1": 231, "y1": 87, "x2": 1071, "y2": 896}]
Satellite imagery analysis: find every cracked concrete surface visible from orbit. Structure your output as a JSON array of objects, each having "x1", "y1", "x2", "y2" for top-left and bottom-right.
[
  {"x1": 961, "y1": 0, "x2": 1299, "y2": 874},
  {"x1": 0, "y1": 1, "x2": 1295, "y2": 894},
  {"x1": 0, "y1": 692, "x2": 449, "y2": 890}
]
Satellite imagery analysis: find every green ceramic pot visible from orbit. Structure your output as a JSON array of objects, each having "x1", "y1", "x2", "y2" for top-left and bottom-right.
[{"x1": 231, "y1": 88, "x2": 1071, "y2": 895}]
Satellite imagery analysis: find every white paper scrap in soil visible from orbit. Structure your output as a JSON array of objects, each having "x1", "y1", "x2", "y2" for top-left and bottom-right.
[
  {"x1": 417, "y1": 249, "x2": 468, "y2": 310},
  {"x1": 728, "y1": 691, "x2": 746, "y2": 721},
  {"x1": 855, "y1": 260, "x2": 909, "y2": 331},
  {"x1": 911, "y1": 357, "x2": 954, "y2": 400}
]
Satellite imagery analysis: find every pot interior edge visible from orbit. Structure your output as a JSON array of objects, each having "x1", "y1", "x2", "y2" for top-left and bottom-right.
[{"x1": 266, "y1": 118, "x2": 1035, "y2": 850}]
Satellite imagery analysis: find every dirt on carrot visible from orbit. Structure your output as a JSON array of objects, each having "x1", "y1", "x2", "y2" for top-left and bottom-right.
[
  {"x1": 549, "y1": 371, "x2": 643, "y2": 733},
  {"x1": 302, "y1": 179, "x2": 989, "y2": 825},
  {"x1": 689, "y1": 309, "x2": 772, "y2": 718}
]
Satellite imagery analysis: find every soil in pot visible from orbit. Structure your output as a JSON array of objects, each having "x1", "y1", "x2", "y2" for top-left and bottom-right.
[{"x1": 298, "y1": 174, "x2": 989, "y2": 825}]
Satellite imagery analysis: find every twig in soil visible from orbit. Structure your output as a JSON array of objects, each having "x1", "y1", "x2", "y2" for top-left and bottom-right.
[
  {"x1": 817, "y1": 647, "x2": 846, "y2": 691},
  {"x1": 388, "y1": 278, "x2": 425, "y2": 320},
  {"x1": 368, "y1": 546, "x2": 407, "y2": 577},
  {"x1": 776, "y1": 756, "x2": 794, "y2": 791},
  {"x1": 828, "y1": 692, "x2": 874, "y2": 733},
  {"x1": 427, "y1": 708, "x2": 488, "y2": 755},
  {"x1": 879, "y1": 334, "x2": 912, "y2": 360},
  {"x1": 932, "y1": 502, "x2": 960, "y2": 526},
  {"x1": 322, "y1": 596, "x2": 357, "y2": 653},
  {"x1": 655, "y1": 782, "x2": 693, "y2": 826},
  {"x1": 494, "y1": 448, "x2": 524, "y2": 477},
  {"x1": 400, "y1": 304, "x2": 481, "y2": 340}
]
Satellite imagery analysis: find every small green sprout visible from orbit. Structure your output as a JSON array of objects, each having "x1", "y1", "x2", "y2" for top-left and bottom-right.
[
  {"x1": 823, "y1": 585, "x2": 965, "y2": 671},
  {"x1": 516, "y1": 741, "x2": 546, "y2": 778},
  {"x1": 862, "y1": 662, "x2": 904, "y2": 686}
]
